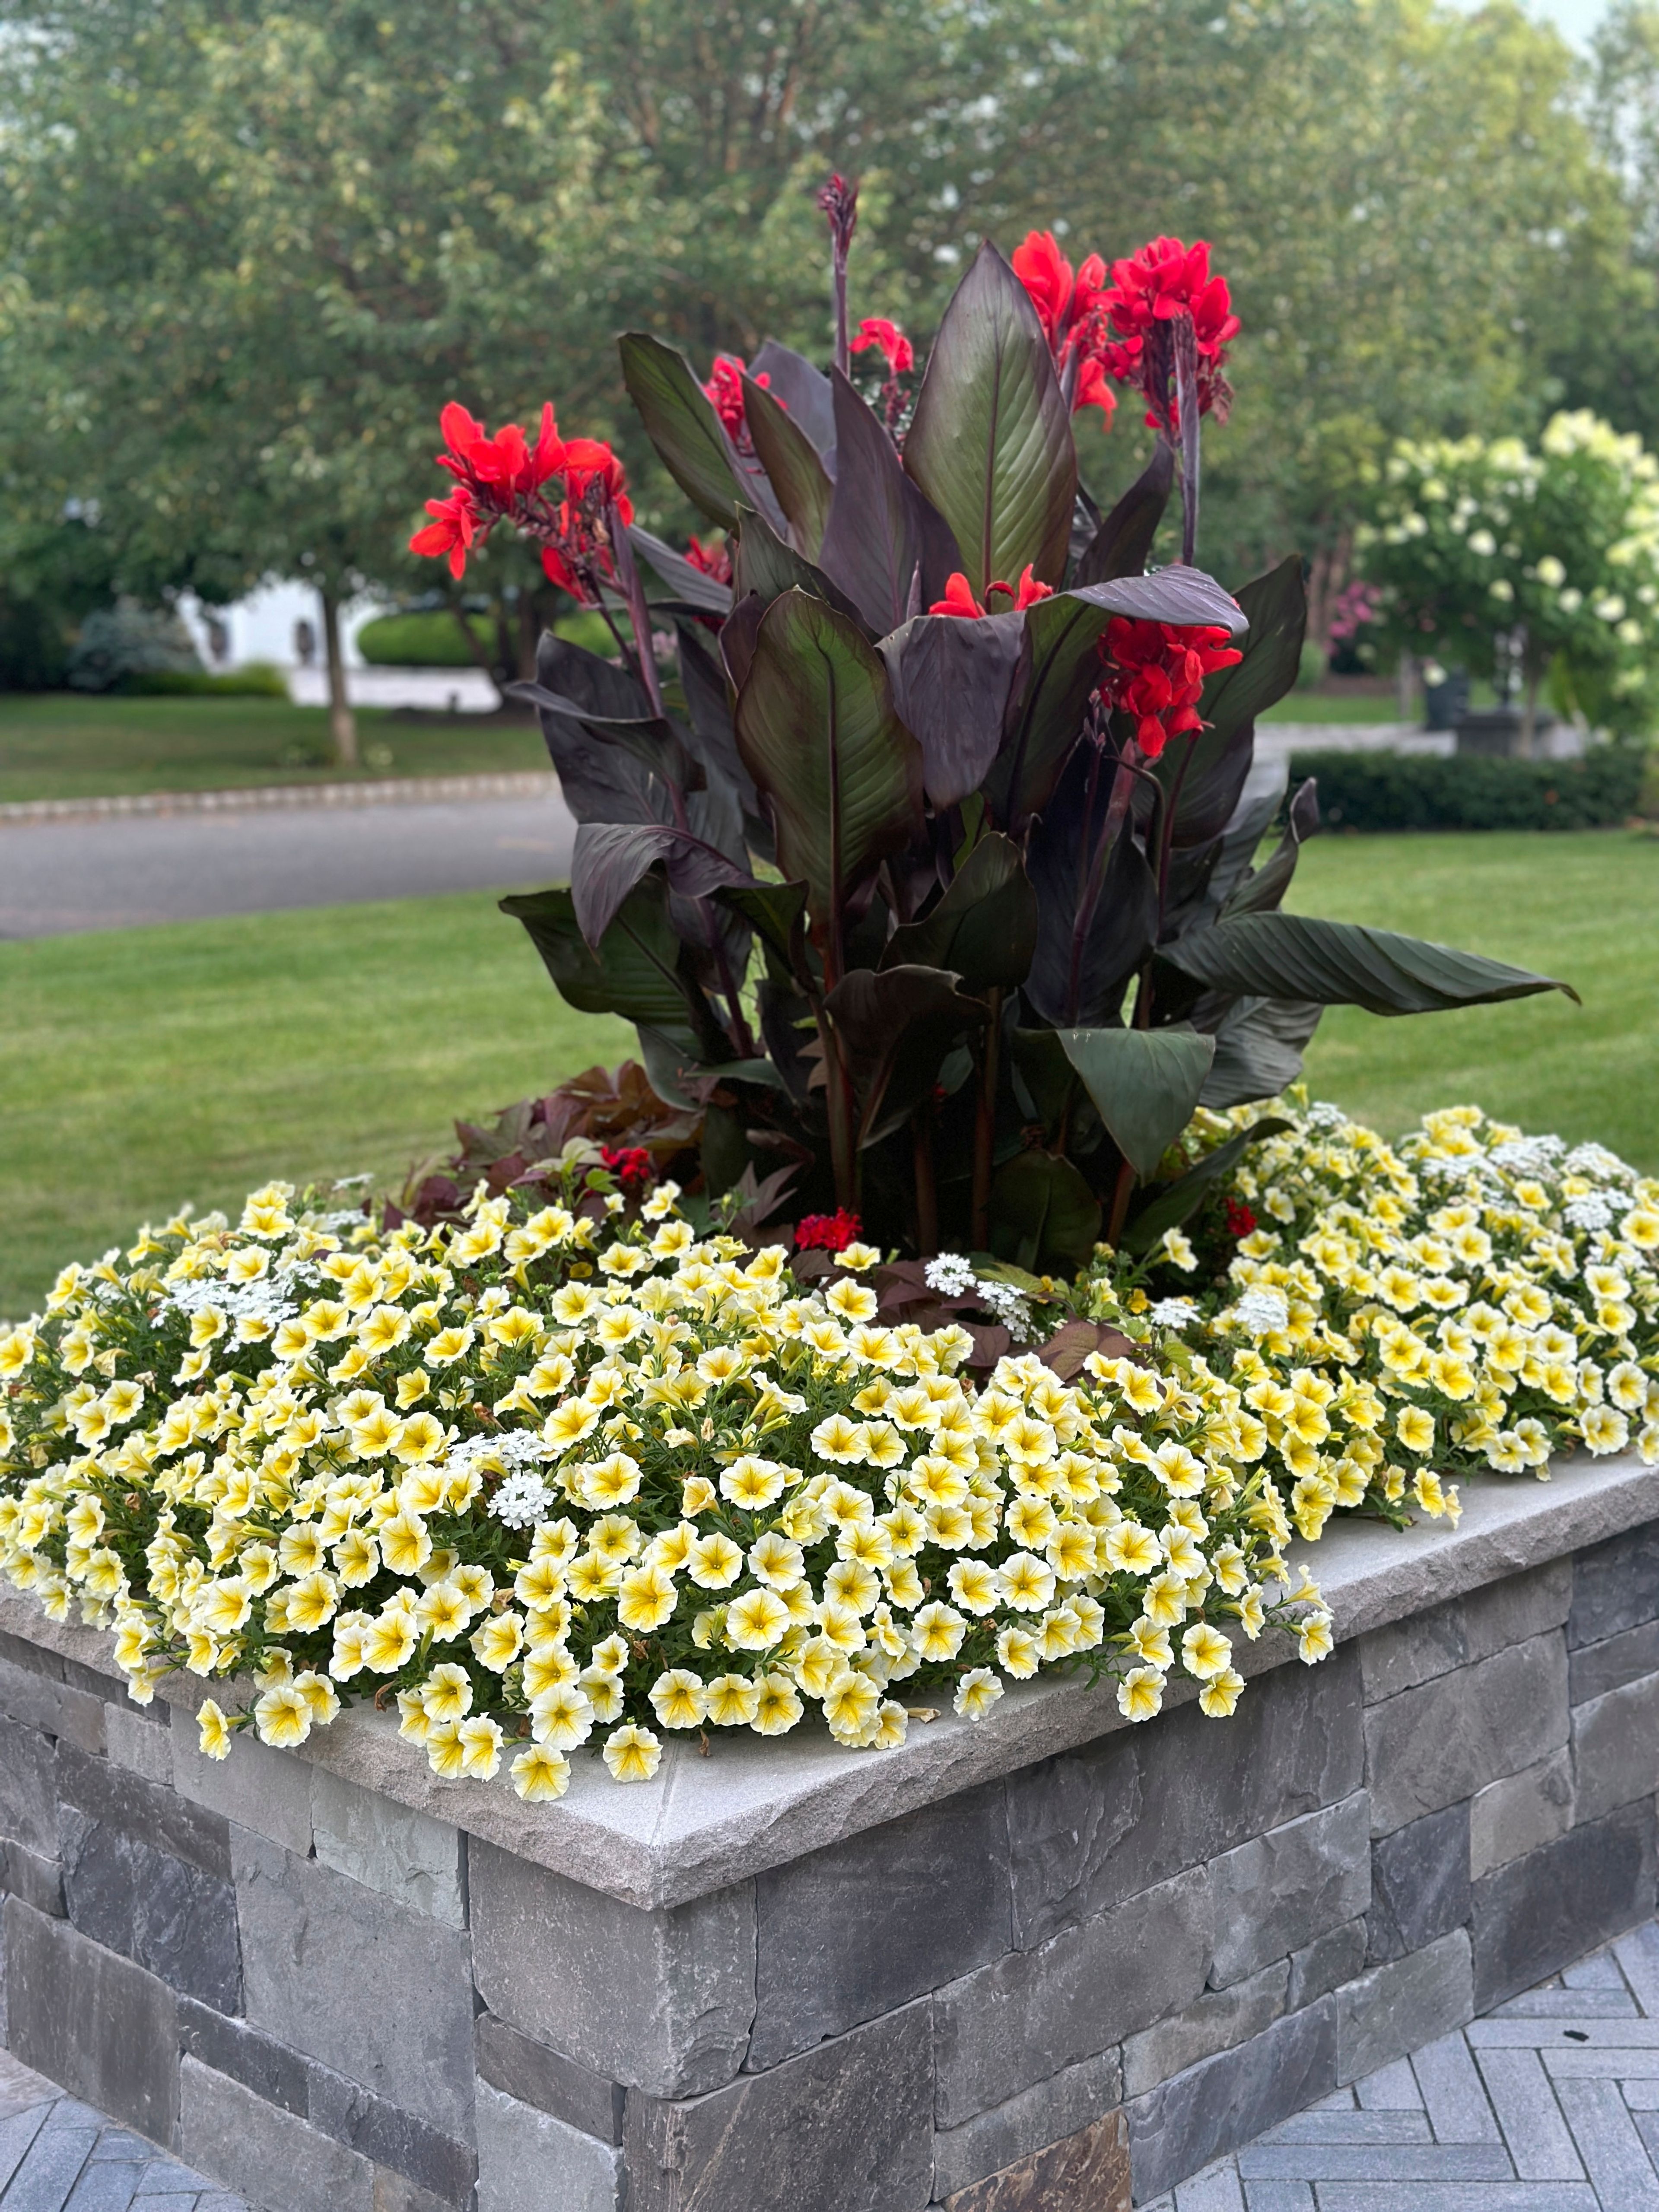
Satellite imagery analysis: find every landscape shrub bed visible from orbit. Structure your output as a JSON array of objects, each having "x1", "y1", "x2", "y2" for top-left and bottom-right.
[
  {"x1": 1291, "y1": 742, "x2": 1649, "y2": 832},
  {"x1": 0, "y1": 1096, "x2": 1652, "y2": 1806}
]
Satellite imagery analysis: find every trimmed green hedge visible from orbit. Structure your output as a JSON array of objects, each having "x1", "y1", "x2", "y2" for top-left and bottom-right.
[
  {"x1": 356, "y1": 611, "x2": 488, "y2": 667},
  {"x1": 121, "y1": 664, "x2": 289, "y2": 699},
  {"x1": 1287, "y1": 744, "x2": 1650, "y2": 832}
]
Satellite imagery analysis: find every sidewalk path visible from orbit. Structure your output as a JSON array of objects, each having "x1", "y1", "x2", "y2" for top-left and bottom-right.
[
  {"x1": 0, "y1": 2052, "x2": 244, "y2": 2212},
  {"x1": 1146, "y1": 1917, "x2": 1659, "y2": 2210},
  {"x1": 0, "y1": 785, "x2": 578, "y2": 938}
]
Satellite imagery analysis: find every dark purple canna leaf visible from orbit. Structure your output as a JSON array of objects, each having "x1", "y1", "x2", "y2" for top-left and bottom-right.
[
  {"x1": 1160, "y1": 913, "x2": 1578, "y2": 1014},
  {"x1": 1073, "y1": 444, "x2": 1176, "y2": 587},
  {"x1": 570, "y1": 821, "x2": 753, "y2": 951},
  {"x1": 825, "y1": 963, "x2": 988, "y2": 1148},
  {"x1": 883, "y1": 831, "x2": 1037, "y2": 992},
  {"x1": 1068, "y1": 566, "x2": 1246, "y2": 633},
  {"x1": 879, "y1": 610, "x2": 1026, "y2": 808},
  {"x1": 748, "y1": 340, "x2": 837, "y2": 462},
  {"x1": 743, "y1": 375, "x2": 834, "y2": 558},
  {"x1": 620, "y1": 332, "x2": 749, "y2": 531},
  {"x1": 732, "y1": 505, "x2": 872, "y2": 630},
  {"x1": 628, "y1": 525, "x2": 732, "y2": 614},
  {"x1": 1197, "y1": 996, "x2": 1325, "y2": 1108},
  {"x1": 818, "y1": 370, "x2": 960, "y2": 635},
  {"x1": 1024, "y1": 743, "x2": 1159, "y2": 1026},
  {"x1": 1057, "y1": 1024, "x2": 1217, "y2": 1181},
  {"x1": 987, "y1": 1150, "x2": 1100, "y2": 1271},
  {"x1": 1222, "y1": 774, "x2": 1320, "y2": 918},
  {"x1": 903, "y1": 241, "x2": 1076, "y2": 598}
]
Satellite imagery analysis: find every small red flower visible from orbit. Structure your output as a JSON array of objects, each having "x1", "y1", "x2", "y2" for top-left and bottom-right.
[
  {"x1": 1224, "y1": 1197, "x2": 1257, "y2": 1239},
  {"x1": 702, "y1": 356, "x2": 750, "y2": 439},
  {"x1": 850, "y1": 317, "x2": 915, "y2": 376},
  {"x1": 408, "y1": 488, "x2": 478, "y2": 581},
  {"x1": 600, "y1": 1144, "x2": 654, "y2": 1196},
  {"x1": 684, "y1": 534, "x2": 734, "y2": 585},
  {"x1": 1099, "y1": 617, "x2": 1242, "y2": 760},
  {"x1": 928, "y1": 566, "x2": 1054, "y2": 619},
  {"x1": 795, "y1": 1209, "x2": 863, "y2": 1255}
]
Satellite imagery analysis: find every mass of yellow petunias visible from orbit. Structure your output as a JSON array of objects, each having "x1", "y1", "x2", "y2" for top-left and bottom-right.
[{"x1": 0, "y1": 1167, "x2": 1325, "y2": 1796}]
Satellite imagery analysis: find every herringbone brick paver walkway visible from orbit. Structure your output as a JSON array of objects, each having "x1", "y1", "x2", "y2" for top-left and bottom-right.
[
  {"x1": 0, "y1": 2053, "x2": 244, "y2": 2212},
  {"x1": 1145, "y1": 1919, "x2": 1659, "y2": 2210}
]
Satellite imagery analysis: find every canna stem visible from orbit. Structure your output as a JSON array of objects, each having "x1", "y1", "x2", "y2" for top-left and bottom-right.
[{"x1": 971, "y1": 987, "x2": 1003, "y2": 1249}]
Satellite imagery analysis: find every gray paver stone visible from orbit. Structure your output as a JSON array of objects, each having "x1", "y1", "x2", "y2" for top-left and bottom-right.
[
  {"x1": 177, "y1": 2055, "x2": 373, "y2": 2212},
  {"x1": 1469, "y1": 1748, "x2": 1576, "y2": 1880},
  {"x1": 1570, "y1": 1615, "x2": 1659, "y2": 1705},
  {"x1": 1335, "y1": 1929, "x2": 1474, "y2": 2085},
  {"x1": 2, "y1": 1898, "x2": 178, "y2": 2145},
  {"x1": 1568, "y1": 1516, "x2": 1659, "y2": 1649},
  {"x1": 1571, "y1": 1669, "x2": 1659, "y2": 1823},
  {"x1": 1209, "y1": 1796, "x2": 1370, "y2": 1987},
  {"x1": 1008, "y1": 1651, "x2": 1362, "y2": 1946},
  {"x1": 933, "y1": 1863, "x2": 1211, "y2": 2125},
  {"x1": 172, "y1": 1726, "x2": 312, "y2": 1855},
  {"x1": 1363, "y1": 1634, "x2": 1568, "y2": 1837},
  {"x1": 1127, "y1": 1996, "x2": 1338, "y2": 2202},
  {"x1": 1366, "y1": 1802, "x2": 1471, "y2": 1965},
  {"x1": 1125, "y1": 1961, "x2": 1289, "y2": 2099},
  {"x1": 625, "y1": 1999, "x2": 933, "y2": 2212},
  {"x1": 474, "y1": 2081, "x2": 620, "y2": 2212},
  {"x1": 311, "y1": 1770, "x2": 463, "y2": 1928},
  {"x1": 4, "y1": 2106, "x2": 100, "y2": 2212},
  {"x1": 1287, "y1": 1920, "x2": 1367, "y2": 2012},
  {"x1": 468, "y1": 1836, "x2": 753, "y2": 2098},
  {"x1": 1471, "y1": 1799, "x2": 1658, "y2": 2009},
  {"x1": 929, "y1": 2047, "x2": 1122, "y2": 2196},
  {"x1": 474, "y1": 2012, "x2": 623, "y2": 2144},
  {"x1": 749, "y1": 1778, "x2": 1011, "y2": 2068},
  {"x1": 232, "y1": 1830, "x2": 475, "y2": 2138}
]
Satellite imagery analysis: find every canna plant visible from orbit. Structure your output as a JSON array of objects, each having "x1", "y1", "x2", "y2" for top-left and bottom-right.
[{"x1": 413, "y1": 188, "x2": 1573, "y2": 1274}]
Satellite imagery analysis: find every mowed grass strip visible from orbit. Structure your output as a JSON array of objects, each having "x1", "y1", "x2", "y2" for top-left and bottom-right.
[
  {"x1": 1290, "y1": 830, "x2": 1659, "y2": 1170},
  {"x1": 0, "y1": 830, "x2": 1649, "y2": 1318},
  {"x1": 0, "y1": 891, "x2": 627, "y2": 1315},
  {"x1": 0, "y1": 693, "x2": 547, "y2": 804}
]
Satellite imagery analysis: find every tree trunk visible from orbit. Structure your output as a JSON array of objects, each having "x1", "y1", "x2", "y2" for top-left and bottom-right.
[
  {"x1": 1520, "y1": 666, "x2": 1541, "y2": 759},
  {"x1": 1396, "y1": 649, "x2": 1415, "y2": 722},
  {"x1": 318, "y1": 588, "x2": 357, "y2": 767}
]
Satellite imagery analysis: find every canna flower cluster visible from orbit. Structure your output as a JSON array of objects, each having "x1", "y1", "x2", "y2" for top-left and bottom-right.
[
  {"x1": 0, "y1": 1171, "x2": 1330, "y2": 1801},
  {"x1": 1098, "y1": 616, "x2": 1243, "y2": 758},
  {"x1": 1101, "y1": 1099, "x2": 1659, "y2": 1545},
  {"x1": 409, "y1": 401, "x2": 633, "y2": 603}
]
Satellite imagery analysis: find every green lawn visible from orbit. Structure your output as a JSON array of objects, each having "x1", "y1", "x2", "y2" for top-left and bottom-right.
[
  {"x1": 0, "y1": 893, "x2": 627, "y2": 1316},
  {"x1": 0, "y1": 830, "x2": 1650, "y2": 1319},
  {"x1": 1259, "y1": 691, "x2": 1404, "y2": 724},
  {"x1": 0, "y1": 693, "x2": 547, "y2": 804}
]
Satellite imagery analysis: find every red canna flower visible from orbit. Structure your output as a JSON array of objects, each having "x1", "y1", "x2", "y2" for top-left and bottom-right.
[
  {"x1": 1012, "y1": 231, "x2": 1120, "y2": 422},
  {"x1": 413, "y1": 398, "x2": 632, "y2": 604},
  {"x1": 1101, "y1": 238, "x2": 1238, "y2": 434},
  {"x1": 684, "y1": 534, "x2": 734, "y2": 586},
  {"x1": 928, "y1": 566, "x2": 1054, "y2": 618},
  {"x1": 795, "y1": 1208, "x2": 862, "y2": 1255},
  {"x1": 1224, "y1": 1197, "x2": 1258, "y2": 1239},
  {"x1": 850, "y1": 317, "x2": 914, "y2": 376},
  {"x1": 408, "y1": 488, "x2": 478, "y2": 581},
  {"x1": 1099, "y1": 617, "x2": 1242, "y2": 760},
  {"x1": 600, "y1": 1144, "x2": 654, "y2": 1195},
  {"x1": 702, "y1": 356, "x2": 750, "y2": 439},
  {"x1": 1071, "y1": 355, "x2": 1118, "y2": 423}
]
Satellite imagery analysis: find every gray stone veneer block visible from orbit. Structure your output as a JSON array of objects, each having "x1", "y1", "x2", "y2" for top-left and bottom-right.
[
  {"x1": 1007, "y1": 1652, "x2": 1362, "y2": 1946},
  {"x1": 0, "y1": 1839, "x2": 63, "y2": 1919},
  {"x1": 475, "y1": 2011, "x2": 624, "y2": 2144},
  {"x1": 1287, "y1": 1917, "x2": 1367, "y2": 2010},
  {"x1": 750, "y1": 1779, "x2": 1010, "y2": 2068},
  {"x1": 1570, "y1": 1615, "x2": 1659, "y2": 1704},
  {"x1": 178, "y1": 1994, "x2": 310, "y2": 2115},
  {"x1": 468, "y1": 1836, "x2": 754, "y2": 2097},
  {"x1": 1335, "y1": 1926, "x2": 1473, "y2": 2084},
  {"x1": 931, "y1": 2047, "x2": 1122, "y2": 2197},
  {"x1": 1471, "y1": 1797, "x2": 1658, "y2": 2008},
  {"x1": 940, "y1": 2109, "x2": 1130, "y2": 2212},
  {"x1": 1207, "y1": 1795, "x2": 1370, "y2": 1986},
  {"x1": 1124, "y1": 1959, "x2": 1288, "y2": 2098},
  {"x1": 305, "y1": 2056, "x2": 475, "y2": 2204},
  {"x1": 1468, "y1": 1747, "x2": 1576, "y2": 1879},
  {"x1": 625, "y1": 1999, "x2": 933, "y2": 2212},
  {"x1": 1363, "y1": 1632, "x2": 1568, "y2": 1835},
  {"x1": 104, "y1": 1702, "x2": 173, "y2": 1786},
  {"x1": 58, "y1": 1801, "x2": 241, "y2": 2011},
  {"x1": 1568, "y1": 1518, "x2": 1659, "y2": 1648},
  {"x1": 0, "y1": 1715, "x2": 56, "y2": 1858},
  {"x1": 1571, "y1": 1670, "x2": 1659, "y2": 1823},
  {"x1": 3, "y1": 1895, "x2": 179, "y2": 2142},
  {"x1": 312, "y1": 1769, "x2": 464, "y2": 1928},
  {"x1": 173, "y1": 1723, "x2": 313, "y2": 1854},
  {"x1": 178, "y1": 2054, "x2": 374, "y2": 2212},
  {"x1": 55, "y1": 1739, "x2": 231, "y2": 1877},
  {"x1": 1366, "y1": 1801, "x2": 1471, "y2": 1965},
  {"x1": 475, "y1": 2080, "x2": 621, "y2": 2212},
  {"x1": 1128, "y1": 1996, "x2": 1337, "y2": 2202},
  {"x1": 933, "y1": 1864, "x2": 1211, "y2": 2126},
  {"x1": 233, "y1": 1828, "x2": 477, "y2": 2137},
  {"x1": 0, "y1": 1650, "x2": 107, "y2": 1754},
  {"x1": 1356, "y1": 1560, "x2": 1571, "y2": 1705}
]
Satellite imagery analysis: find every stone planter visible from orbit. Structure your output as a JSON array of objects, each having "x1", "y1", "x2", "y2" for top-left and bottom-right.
[
  {"x1": 1454, "y1": 706, "x2": 1556, "y2": 757},
  {"x1": 1, "y1": 1450, "x2": 1656, "y2": 2212}
]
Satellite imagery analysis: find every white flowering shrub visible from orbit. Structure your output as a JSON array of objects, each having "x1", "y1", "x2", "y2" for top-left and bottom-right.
[
  {"x1": 0, "y1": 1175, "x2": 1328, "y2": 1796},
  {"x1": 1104, "y1": 1100, "x2": 1659, "y2": 1544},
  {"x1": 1360, "y1": 412, "x2": 1659, "y2": 734}
]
